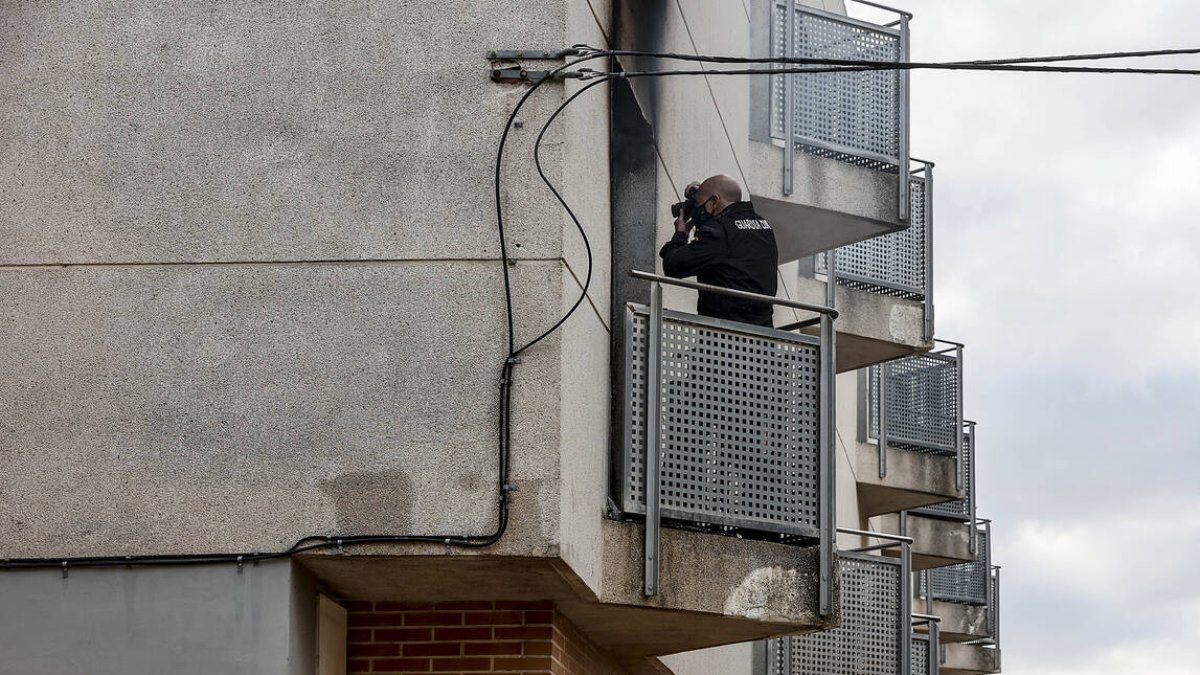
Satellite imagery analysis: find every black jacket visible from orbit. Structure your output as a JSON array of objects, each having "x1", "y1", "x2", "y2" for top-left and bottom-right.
[{"x1": 659, "y1": 201, "x2": 779, "y2": 326}]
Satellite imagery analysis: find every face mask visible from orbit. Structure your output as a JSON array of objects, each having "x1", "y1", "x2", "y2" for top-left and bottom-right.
[{"x1": 691, "y1": 196, "x2": 715, "y2": 224}]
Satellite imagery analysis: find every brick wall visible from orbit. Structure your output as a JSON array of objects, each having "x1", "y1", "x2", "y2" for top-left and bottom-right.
[{"x1": 345, "y1": 600, "x2": 628, "y2": 675}]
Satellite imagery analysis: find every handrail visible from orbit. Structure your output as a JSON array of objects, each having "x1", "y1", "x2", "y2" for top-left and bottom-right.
[
  {"x1": 630, "y1": 270, "x2": 839, "y2": 319},
  {"x1": 848, "y1": 0, "x2": 914, "y2": 20},
  {"x1": 837, "y1": 527, "x2": 913, "y2": 544}
]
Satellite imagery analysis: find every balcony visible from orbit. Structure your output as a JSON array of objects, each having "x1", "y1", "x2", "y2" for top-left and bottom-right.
[
  {"x1": 611, "y1": 271, "x2": 838, "y2": 626},
  {"x1": 747, "y1": 0, "x2": 914, "y2": 262},
  {"x1": 763, "y1": 529, "x2": 939, "y2": 675},
  {"x1": 874, "y1": 422, "x2": 979, "y2": 569},
  {"x1": 931, "y1": 561, "x2": 1002, "y2": 675},
  {"x1": 917, "y1": 522, "x2": 1000, "y2": 646},
  {"x1": 788, "y1": 160, "x2": 934, "y2": 371},
  {"x1": 854, "y1": 343, "x2": 967, "y2": 517}
]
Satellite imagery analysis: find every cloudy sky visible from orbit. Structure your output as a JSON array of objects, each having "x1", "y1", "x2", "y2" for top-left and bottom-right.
[{"x1": 864, "y1": 1, "x2": 1200, "y2": 673}]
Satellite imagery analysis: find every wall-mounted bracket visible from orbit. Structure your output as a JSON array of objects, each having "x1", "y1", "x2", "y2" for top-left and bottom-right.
[
  {"x1": 486, "y1": 49, "x2": 575, "y2": 60},
  {"x1": 490, "y1": 67, "x2": 551, "y2": 83}
]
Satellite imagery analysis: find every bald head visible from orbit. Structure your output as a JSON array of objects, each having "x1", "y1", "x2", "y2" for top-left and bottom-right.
[
  {"x1": 697, "y1": 174, "x2": 742, "y2": 212},
  {"x1": 700, "y1": 174, "x2": 742, "y2": 202}
]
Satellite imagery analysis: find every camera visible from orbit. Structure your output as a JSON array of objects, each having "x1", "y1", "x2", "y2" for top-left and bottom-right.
[{"x1": 670, "y1": 184, "x2": 702, "y2": 223}]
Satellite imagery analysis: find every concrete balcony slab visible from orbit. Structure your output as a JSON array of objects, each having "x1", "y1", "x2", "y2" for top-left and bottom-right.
[
  {"x1": 914, "y1": 598, "x2": 991, "y2": 643},
  {"x1": 297, "y1": 519, "x2": 836, "y2": 659},
  {"x1": 942, "y1": 643, "x2": 1002, "y2": 675},
  {"x1": 875, "y1": 513, "x2": 974, "y2": 571},
  {"x1": 791, "y1": 277, "x2": 931, "y2": 372},
  {"x1": 853, "y1": 443, "x2": 963, "y2": 518}
]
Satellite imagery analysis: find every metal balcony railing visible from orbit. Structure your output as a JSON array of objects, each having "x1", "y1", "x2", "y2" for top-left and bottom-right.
[
  {"x1": 911, "y1": 614, "x2": 942, "y2": 675},
  {"x1": 618, "y1": 271, "x2": 838, "y2": 612},
  {"x1": 768, "y1": 528, "x2": 937, "y2": 675},
  {"x1": 815, "y1": 161, "x2": 934, "y2": 339},
  {"x1": 972, "y1": 566, "x2": 1002, "y2": 648},
  {"x1": 909, "y1": 421, "x2": 977, "y2": 552},
  {"x1": 921, "y1": 521, "x2": 992, "y2": 607},
  {"x1": 866, "y1": 341, "x2": 965, "y2": 486},
  {"x1": 770, "y1": 0, "x2": 912, "y2": 221}
]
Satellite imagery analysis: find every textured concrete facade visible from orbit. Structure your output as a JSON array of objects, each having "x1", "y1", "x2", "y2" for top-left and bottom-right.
[
  {"x1": 0, "y1": 0, "x2": 581, "y2": 560},
  {"x1": 0, "y1": 561, "x2": 316, "y2": 675}
]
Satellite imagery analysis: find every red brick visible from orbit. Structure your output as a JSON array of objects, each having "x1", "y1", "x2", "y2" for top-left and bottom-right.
[
  {"x1": 403, "y1": 642, "x2": 462, "y2": 657},
  {"x1": 434, "y1": 626, "x2": 492, "y2": 641},
  {"x1": 495, "y1": 626, "x2": 553, "y2": 640},
  {"x1": 372, "y1": 657, "x2": 432, "y2": 672},
  {"x1": 343, "y1": 600, "x2": 375, "y2": 612},
  {"x1": 349, "y1": 643, "x2": 401, "y2": 658},
  {"x1": 494, "y1": 600, "x2": 553, "y2": 611},
  {"x1": 375, "y1": 601, "x2": 436, "y2": 611},
  {"x1": 522, "y1": 611, "x2": 552, "y2": 625},
  {"x1": 375, "y1": 628, "x2": 434, "y2": 642},
  {"x1": 348, "y1": 628, "x2": 373, "y2": 643},
  {"x1": 429, "y1": 658, "x2": 491, "y2": 672},
  {"x1": 433, "y1": 600, "x2": 495, "y2": 610},
  {"x1": 349, "y1": 613, "x2": 406, "y2": 628},
  {"x1": 464, "y1": 610, "x2": 523, "y2": 626},
  {"x1": 464, "y1": 641, "x2": 523, "y2": 656},
  {"x1": 494, "y1": 656, "x2": 553, "y2": 671},
  {"x1": 523, "y1": 641, "x2": 552, "y2": 656},
  {"x1": 404, "y1": 612, "x2": 464, "y2": 627},
  {"x1": 348, "y1": 658, "x2": 372, "y2": 673}
]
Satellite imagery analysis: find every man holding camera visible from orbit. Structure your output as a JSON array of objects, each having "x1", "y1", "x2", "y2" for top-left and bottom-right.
[{"x1": 659, "y1": 174, "x2": 779, "y2": 327}]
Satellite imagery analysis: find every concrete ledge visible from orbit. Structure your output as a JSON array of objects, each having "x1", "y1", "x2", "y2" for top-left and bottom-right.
[
  {"x1": 792, "y1": 277, "x2": 931, "y2": 372},
  {"x1": 297, "y1": 520, "x2": 837, "y2": 658},
  {"x1": 598, "y1": 520, "x2": 831, "y2": 629},
  {"x1": 875, "y1": 513, "x2": 974, "y2": 571},
  {"x1": 942, "y1": 643, "x2": 1001, "y2": 675},
  {"x1": 915, "y1": 599, "x2": 990, "y2": 643},
  {"x1": 854, "y1": 444, "x2": 963, "y2": 517},
  {"x1": 746, "y1": 143, "x2": 903, "y2": 263}
]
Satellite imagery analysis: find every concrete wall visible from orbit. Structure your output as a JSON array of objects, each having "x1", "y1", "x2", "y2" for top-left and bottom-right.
[
  {"x1": 0, "y1": 0, "x2": 600, "y2": 559},
  {"x1": 0, "y1": 560, "x2": 316, "y2": 675},
  {"x1": 661, "y1": 642, "x2": 754, "y2": 675}
]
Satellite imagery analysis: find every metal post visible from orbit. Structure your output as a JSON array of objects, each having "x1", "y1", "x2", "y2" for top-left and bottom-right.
[
  {"x1": 783, "y1": 0, "x2": 796, "y2": 196},
  {"x1": 900, "y1": 536, "x2": 913, "y2": 675},
  {"x1": 967, "y1": 422, "x2": 978, "y2": 556},
  {"x1": 826, "y1": 249, "x2": 837, "y2": 309},
  {"x1": 983, "y1": 520, "x2": 993, "y2": 596},
  {"x1": 954, "y1": 345, "x2": 964, "y2": 491},
  {"x1": 819, "y1": 312, "x2": 836, "y2": 616},
  {"x1": 897, "y1": 15, "x2": 910, "y2": 223},
  {"x1": 922, "y1": 163, "x2": 934, "y2": 340},
  {"x1": 923, "y1": 569, "x2": 932, "y2": 615},
  {"x1": 928, "y1": 620, "x2": 941, "y2": 675},
  {"x1": 992, "y1": 567, "x2": 1002, "y2": 648},
  {"x1": 782, "y1": 637, "x2": 793, "y2": 675},
  {"x1": 878, "y1": 361, "x2": 888, "y2": 478},
  {"x1": 643, "y1": 282, "x2": 664, "y2": 597}
]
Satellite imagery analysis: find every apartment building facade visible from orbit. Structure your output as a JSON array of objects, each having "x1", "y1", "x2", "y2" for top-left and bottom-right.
[{"x1": 0, "y1": 0, "x2": 1000, "y2": 674}]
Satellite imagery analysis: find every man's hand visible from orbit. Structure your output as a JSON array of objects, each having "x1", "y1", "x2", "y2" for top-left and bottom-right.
[
  {"x1": 674, "y1": 212, "x2": 690, "y2": 234},
  {"x1": 675, "y1": 181, "x2": 703, "y2": 234}
]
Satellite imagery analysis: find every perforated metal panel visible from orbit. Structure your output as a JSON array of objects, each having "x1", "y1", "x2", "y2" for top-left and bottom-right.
[
  {"x1": 923, "y1": 529, "x2": 990, "y2": 605},
  {"x1": 622, "y1": 305, "x2": 822, "y2": 536},
  {"x1": 816, "y1": 174, "x2": 929, "y2": 298},
  {"x1": 911, "y1": 635, "x2": 931, "y2": 675},
  {"x1": 911, "y1": 428, "x2": 972, "y2": 521},
  {"x1": 770, "y1": 555, "x2": 904, "y2": 675},
  {"x1": 869, "y1": 352, "x2": 961, "y2": 455},
  {"x1": 770, "y1": 2, "x2": 903, "y2": 171}
]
